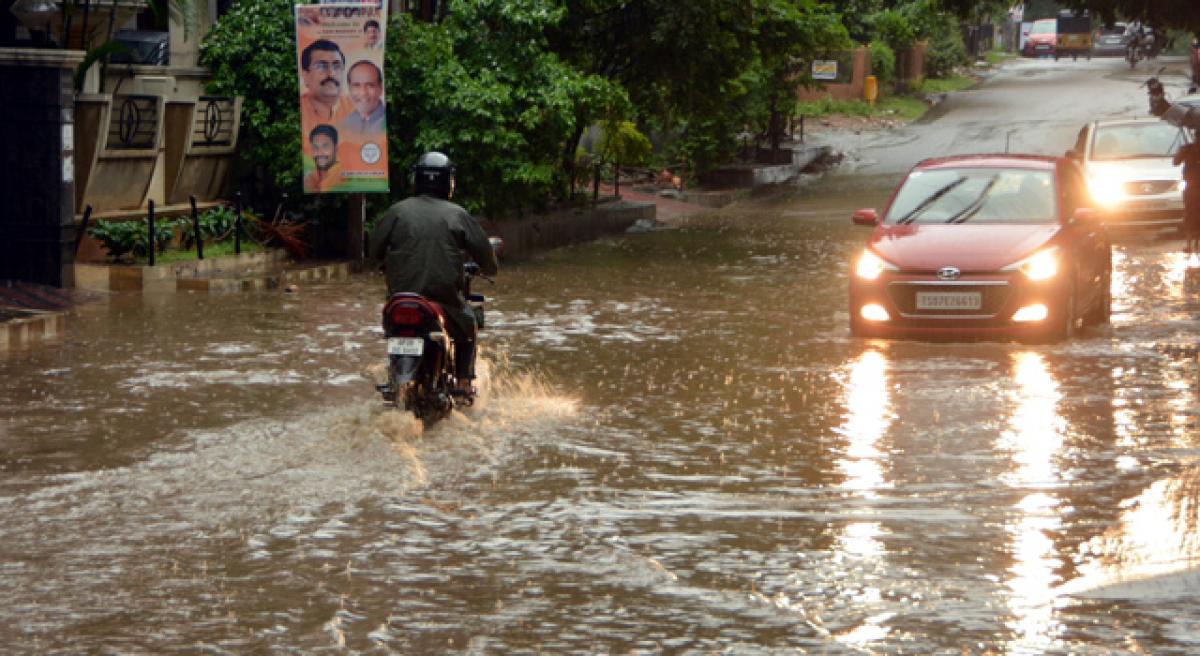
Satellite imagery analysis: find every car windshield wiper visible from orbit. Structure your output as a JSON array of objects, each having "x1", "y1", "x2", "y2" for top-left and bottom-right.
[
  {"x1": 944, "y1": 177, "x2": 998, "y2": 224},
  {"x1": 895, "y1": 178, "x2": 967, "y2": 224}
]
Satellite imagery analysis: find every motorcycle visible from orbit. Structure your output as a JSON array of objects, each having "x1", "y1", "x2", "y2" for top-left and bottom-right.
[
  {"x1": 1126, "y1": 30, "x2": 1159, "y2": 69},
  {"x1": 376, "y1": 238, "x2": 502, "y2": 420}
]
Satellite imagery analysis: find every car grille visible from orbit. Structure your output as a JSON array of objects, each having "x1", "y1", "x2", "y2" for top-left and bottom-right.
[
  {"x1": 887, "y1": 281, "x2": 1012, "y2": 317},
  {"x1": 1123, "y1": 180, "x2": 1178, "y2": 196}
]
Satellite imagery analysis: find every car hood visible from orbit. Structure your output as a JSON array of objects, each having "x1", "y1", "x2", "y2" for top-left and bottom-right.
[
  {"x1": 869, "y1": 224, "x2": 1061, "y2": 272},
  {"x1": 1028, "y1": 34, "x2": 1055, "y2": 43},
  {"x1": 1085, "y1": 158, "x2": 1181, "y2": 181}
]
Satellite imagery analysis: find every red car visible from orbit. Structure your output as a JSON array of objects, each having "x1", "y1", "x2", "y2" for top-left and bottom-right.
[
  {"x1": 1023, "y1": 18, "x2": 1057, "y2": 57},
  {"x1": 849, "y1": 154, "x2": 1111, "y2": 343}
]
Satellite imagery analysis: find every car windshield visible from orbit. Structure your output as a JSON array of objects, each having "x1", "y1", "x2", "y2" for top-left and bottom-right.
[
  {"x1": 1090, "y1": 123, "x2": 1185, "y2": 160},
  {"x1": 1030, "y1": 21, "x2": 1055, "y2": 35},
  {"x1": 884, "y1": 168, "x2": 1057, "y2": 225},
  {"x1": 1099, "y1": 24, "x2": 1126, "y2": 36}
]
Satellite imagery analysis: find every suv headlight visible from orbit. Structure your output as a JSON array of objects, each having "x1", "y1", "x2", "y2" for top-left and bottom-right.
[
  {"x1": 1087, "y1": 171, "x2": 1127, "y2": 207},
  {"x1": 1004, "y1": 247, "x2": 1059, "y2": 281},
  {"x1": 855, "y1": 250, "x2": 896, "y2": 280}
]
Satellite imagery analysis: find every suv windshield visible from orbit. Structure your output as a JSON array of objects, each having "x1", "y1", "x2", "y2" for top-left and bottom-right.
[
  {"x1": 884, "y1": 168, "x2": 1057, "y2": 225},
  {"x1": 1091, "y1": 123, "x2": 1186, "y2": 160}
]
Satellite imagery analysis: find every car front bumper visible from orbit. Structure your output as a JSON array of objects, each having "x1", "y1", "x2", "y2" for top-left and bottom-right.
[{"x1": 849, "y1": 272, "x2": 1070, "y2": 341}]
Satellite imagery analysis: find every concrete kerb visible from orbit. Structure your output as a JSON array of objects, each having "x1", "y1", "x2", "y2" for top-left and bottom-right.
[
  {"x1": 486, "y1": 198, "x2": 660, "y2": 259},
  {"x1": 0, "y1": 309, "x2": 65, "y2": 351},
  {"x1": 73, "y1": 250, "x2": 355, "y2": 294}
]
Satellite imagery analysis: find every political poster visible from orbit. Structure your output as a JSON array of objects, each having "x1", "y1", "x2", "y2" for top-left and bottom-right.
[{"x1": 295, "y1": 3, "x2": 388, "y2": 194}]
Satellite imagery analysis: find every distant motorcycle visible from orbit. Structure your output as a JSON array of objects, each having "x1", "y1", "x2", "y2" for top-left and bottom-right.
[
  {"x1": 376, "y1": 238, "x2": 502, "y2": 420},
  {"x1": 1127, "y1": 31, "x2": 1160, "y2": 69}
]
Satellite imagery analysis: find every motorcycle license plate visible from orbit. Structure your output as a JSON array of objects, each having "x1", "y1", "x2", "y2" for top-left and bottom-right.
[
  {"x1": 916, "y1": 291, "x2": 981, "y2": 311},
  {"x1": 387, "y1": 337, "x2": 424, "y2": 356}
]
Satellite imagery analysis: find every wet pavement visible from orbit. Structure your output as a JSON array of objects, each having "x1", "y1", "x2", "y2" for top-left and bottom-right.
[{"x1": 4, "y1": 56, "x2": 1200, "y2": 653}]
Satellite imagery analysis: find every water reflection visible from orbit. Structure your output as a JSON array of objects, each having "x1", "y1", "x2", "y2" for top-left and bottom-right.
[
  {"x1": 832, "y1": 349, "x2": 894, "y2": 648},
  {"x1": 1067, "y1": 468, "x2": 1200, "y2": 599},
  {"x1": 1001, "y1": 352, "x2": 1066, "y2": 652},
  {"x1": 836, "y1": 350, "x2": 893, "y2": 494}
]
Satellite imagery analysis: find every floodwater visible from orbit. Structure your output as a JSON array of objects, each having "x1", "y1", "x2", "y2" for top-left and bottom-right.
[{"x1": 5, "y1": 174, "x2": 1200, "y2": 653}]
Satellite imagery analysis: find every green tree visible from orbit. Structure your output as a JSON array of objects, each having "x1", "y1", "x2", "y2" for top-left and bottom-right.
[
  {"x1": 752, "y1": 0, "x2": 850, "y2": 152},
  {"x1": 199, "y1": 0, "x2": 303, "y2": 197},
  {"x1": 385, "y1": 5, "x2": 625, "y2": 216}
]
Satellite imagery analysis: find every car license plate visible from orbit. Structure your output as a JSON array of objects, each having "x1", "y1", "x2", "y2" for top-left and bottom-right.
[
  {"x1": 916, "y1": 291, "x2": 981, "y2": 311},
  {"x1": 387, "y1": 337, "x2": 423, "y2": 356}
]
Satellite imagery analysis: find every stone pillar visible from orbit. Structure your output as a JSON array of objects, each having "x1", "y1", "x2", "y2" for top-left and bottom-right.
[{"x1": 0, "y1": 48, "x2": 84, "y2": 288}]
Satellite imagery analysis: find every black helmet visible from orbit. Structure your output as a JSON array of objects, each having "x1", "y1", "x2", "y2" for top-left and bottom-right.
[{"x1": 412, "y1": 151, "x2": 454, "y2": 198}]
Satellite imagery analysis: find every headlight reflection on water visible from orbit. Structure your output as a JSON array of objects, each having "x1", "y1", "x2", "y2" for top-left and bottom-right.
[
  {"x1": 830, "y1": 349, "x2": 894, "y2": 648},
  {"x1": 1002, "y1": 352, "x2": 1067, "y2": 652}
]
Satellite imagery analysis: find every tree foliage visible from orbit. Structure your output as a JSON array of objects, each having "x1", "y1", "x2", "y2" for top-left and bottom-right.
[
  {"x1": 199, "y1": 0, "x2": 304, "y2": 196},
  {"x1": 384, "y1": 6, "x2": 626, "y2": 216},
  {"x1": 1062, "y1": 0, "x2": 1200, "y2": 33}
]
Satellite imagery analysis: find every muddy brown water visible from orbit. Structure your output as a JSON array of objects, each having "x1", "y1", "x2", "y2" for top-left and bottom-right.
[{"x1": 3, "y1": 174, "x2": 1200, "y2": 653}]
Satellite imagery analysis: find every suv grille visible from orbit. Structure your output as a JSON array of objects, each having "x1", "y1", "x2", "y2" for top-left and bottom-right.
[{"x1": 1123, "y1": 180, "x2": 1178, "y2": 196}]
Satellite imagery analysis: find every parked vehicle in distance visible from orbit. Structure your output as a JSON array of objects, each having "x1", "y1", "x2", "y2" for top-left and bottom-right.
[
  {"x1": 1055, "y1": 13, "x2": 1092, "y2": 60},
  {"x1": 848, "y1": 154, "x2": 1111, "y2": 343},
  {"x1": 1023, "y1": 19, "x2": 1057, "y2": 57},
  {"x1": 1092, "y1": 22, "x2": 1128, "y2": 57},
  {"x1": 1068, "y1": 119, "x2": 1186, "y2": 231}
]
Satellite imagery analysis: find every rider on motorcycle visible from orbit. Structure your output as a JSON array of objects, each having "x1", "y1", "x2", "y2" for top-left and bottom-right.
[{"x1": 368, "y1": 151, "x2": 499, "y2": 395}]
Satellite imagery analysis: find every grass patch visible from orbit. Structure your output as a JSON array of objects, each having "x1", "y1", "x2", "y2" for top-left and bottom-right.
[
  {"x1": 795, "y1": 73, "x2": 982, "y2": 125},
  {"x1": 137, "y1": 239, "x2": 263, "y2": 264},
  {"x1": 796, "y1": 93, "x2": 928, "y2": 122},
  {"x1": 984, "y1": 49, "x2": 1017, "y2": 67},
  {"x1": 796, "y1": 96, "x2": 876, "y2": 118},
  {"x1": 876, "y1": 95, "x2": 929, "y2": 121},
  {"x1": 919, "y1": 74, "x2": 977, "y2": 94}
]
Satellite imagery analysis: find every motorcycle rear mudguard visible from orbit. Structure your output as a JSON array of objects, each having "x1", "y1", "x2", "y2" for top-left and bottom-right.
[{"x1": 389, "y1": 354, "x2": 421, "y2": 384}]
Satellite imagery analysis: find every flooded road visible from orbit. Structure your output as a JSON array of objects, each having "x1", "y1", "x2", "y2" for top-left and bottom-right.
[
  {"x1": 5, "y1": 173, "x2": 1200, "y2": 653},
  {"x1": 7, "y1": 57, "x2": 1200, "y2": 652}
]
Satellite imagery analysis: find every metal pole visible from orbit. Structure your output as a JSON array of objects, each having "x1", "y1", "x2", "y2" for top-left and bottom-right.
[
  {"x1": 147, "y1": 199, "x2": 156, "y2": 267},
  {"x1": 800, "y1": 115, "x2": 805, "y2": 143},
  {"x1": 593, "y1": 164, "x2": 600, "y2": 203},
  {"x1": 190, "y1": 195, "x2": 203, "y2": 260},
  {"x1": 74, "y1": 205, "x2": 93, "y2": 255},
  {"x1": 234, "y1": 192, "x2": 243, "y2": 255}
]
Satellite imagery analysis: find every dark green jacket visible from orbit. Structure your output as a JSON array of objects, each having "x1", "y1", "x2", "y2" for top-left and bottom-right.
[{"x1": 368, "y1": 195, "x2": 498, "y2": 317}]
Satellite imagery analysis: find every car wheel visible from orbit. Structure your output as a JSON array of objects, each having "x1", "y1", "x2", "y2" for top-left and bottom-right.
[
  {"x1": 1041, "y1": 287, "x2": 1077, "y2": 343},
  {"x1": 1084, "y1": 269, "x2": 1112, "y2": 325}
]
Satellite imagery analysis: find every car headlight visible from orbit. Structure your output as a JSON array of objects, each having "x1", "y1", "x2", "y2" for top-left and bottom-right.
[
  {"x1": 1087, "y1": 172, "x2": 1127, "y2": 207},
  {"x1": 855, "y1": 250, "x2": 895, "y2": 280},
  {"x1": 1004, "y1": 247, "x2": 1059, "y2": 281}
]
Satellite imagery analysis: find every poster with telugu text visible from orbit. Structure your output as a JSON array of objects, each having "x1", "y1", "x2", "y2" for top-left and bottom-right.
[{"x1": 295, "y1": 3, "x2": 388, "y2": 193}]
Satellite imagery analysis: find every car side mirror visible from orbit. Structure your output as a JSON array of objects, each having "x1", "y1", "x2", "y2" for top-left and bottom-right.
[
  {"x1": 1072, "y1": 207, "x2": 1101, "y2": 224},
  {"x1": 852, "y1": 208, "x2": 879, "y2": 226}
]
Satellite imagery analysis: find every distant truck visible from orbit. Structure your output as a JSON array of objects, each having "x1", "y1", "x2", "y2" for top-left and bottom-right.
[{"x1": 1056, "y1": 13, "x2": 1092, "y2": 60}]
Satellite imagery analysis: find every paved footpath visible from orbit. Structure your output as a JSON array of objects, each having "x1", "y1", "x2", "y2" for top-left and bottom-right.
[{"x1": 597, "y1": 183, "x2": 712, "y2": 224}]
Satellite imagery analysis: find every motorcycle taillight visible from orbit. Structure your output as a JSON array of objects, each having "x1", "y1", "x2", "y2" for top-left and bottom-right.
[{"x1": 389, "y1": 305, "x2": 424, "y2": 326}]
